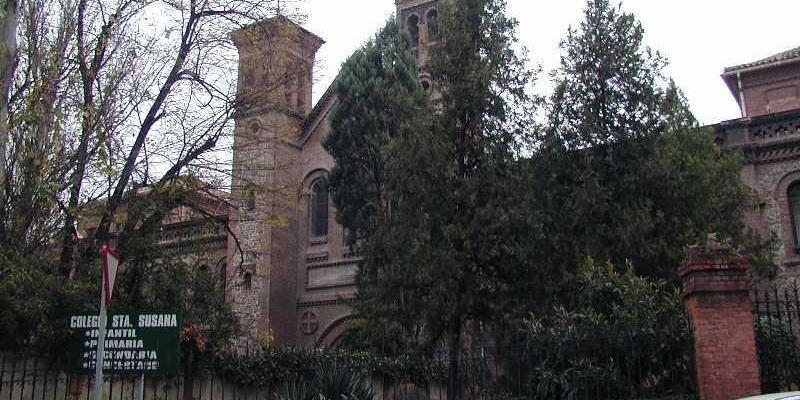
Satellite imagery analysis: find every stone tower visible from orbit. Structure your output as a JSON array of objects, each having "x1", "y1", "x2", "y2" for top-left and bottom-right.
[
  {"x1": 229, "y1": 16, "x2": 324, "y2": 347},
  {"x1": 396, "y1": 0, "x2": 440, "y2": 88}
]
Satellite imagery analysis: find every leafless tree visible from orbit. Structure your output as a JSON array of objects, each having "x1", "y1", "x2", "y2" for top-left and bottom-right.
[{"x1": 0, "y1": 0, "x2": 307, "y2": 273}]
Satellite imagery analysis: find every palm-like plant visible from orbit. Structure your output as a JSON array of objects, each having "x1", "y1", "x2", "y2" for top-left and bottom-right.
[
  {"x1": 274, "y1": 363, "x2": 375, "y2": 400},
  {"x1": 316, "y1": 363, "x2": 375, "y2": 400}
]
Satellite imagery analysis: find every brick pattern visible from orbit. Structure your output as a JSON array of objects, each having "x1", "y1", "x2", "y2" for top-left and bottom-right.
[
  {"x1": 715, "y1": 56, "x2": 800, "y2": 277},
  {"x1": 680, "y1": 246, "x2": 761, "y2": 400},
  {"x1": 229, "y1": 17, "x2": 323, "y2": 346},
  {"x1": 226, "y1": 7, "x2": 448, "y2": 348},
  {"x1": 740, "y1": 64, "x2": 800, "y2": 118}
]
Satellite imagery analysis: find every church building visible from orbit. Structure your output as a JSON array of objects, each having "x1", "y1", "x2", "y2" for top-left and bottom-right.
[
  {"x1": 121, "y1": 0, "x2": 800, "y2": 349},
  {"x1": 223, "y1": 0, "x2": 800, "y2": 346},
  {"x1": 224, "y1": 0, "x2": 442, "y2": 347}
]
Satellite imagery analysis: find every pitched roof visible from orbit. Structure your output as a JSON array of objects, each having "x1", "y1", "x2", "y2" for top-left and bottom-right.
[{"x1": 724, "y1": 46, "x2": 800, "y2": 74}]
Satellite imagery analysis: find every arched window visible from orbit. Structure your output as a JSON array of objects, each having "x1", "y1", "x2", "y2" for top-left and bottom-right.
[
  {"x1": 426, "y1": 9, "x2": 439, "y2": 41},
  {"x1": 790, "y1": 182, "x2": 800, "y2": 249},
  {"x1": 310, "y1": 179, "x2": 329, "y2": 237},
  {"x1": 407, "y1": 14, "x2": 420, "y2": 47}
]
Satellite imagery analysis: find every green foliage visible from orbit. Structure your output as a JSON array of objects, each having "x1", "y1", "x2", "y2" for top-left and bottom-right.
[
  {"x1": 520, "y1": 258, "x2": 694, "y2": 399},
  {"x1": 273, "y1": 363, "x2": 375, "y2": 400},
  {"x1": 324, "y1": 19, "x2": 427, "y2": 248},
  {"x1": 203, "y1": 346, "x2": 446, "y2": 388},
  {"x1": 522, "y1": 0, "x2": 771, "y2": 305},
  {"x1": 316, "y1": 363, "x2": 375, "y2": 400},
  {"x1": 0, "y1": 173, "x2": 236, "y2": 364},
  {"x1": 113, "y1": 186, "x2": 238, "y2": 356},
  {"x1": 275, "y1": 380, "x2": 317, "y2": 400},
  {"x1": 0, "y1": 252, "x2": 95, "y2": 356},
  {"x1": 524, "y1": 123, "x2": 767, "y2": 307},
  {"x1": 337, "y1": 319, "x2": 408, "y2": 356},
  {"x1": 547, "y1": 0, "x2": 693, "y2": 149},
  {"x1": 353, "y1": 0, "x2": 538, "y2": 355}
]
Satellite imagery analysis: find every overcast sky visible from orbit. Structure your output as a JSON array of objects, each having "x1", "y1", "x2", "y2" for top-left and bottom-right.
[{"x1": 298, "y1": 0, "x2": 800, "y2": 126}]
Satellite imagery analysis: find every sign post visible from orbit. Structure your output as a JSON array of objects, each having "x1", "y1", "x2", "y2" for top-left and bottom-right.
[
  {"x1": 93, "y1": 246, "x2": 121, "y2": 400},
  {"x1": 93, "y1": 284, "x2": 107, "y2": 400},
  {"x1": 137, "y1": 373, "x2": 145, "y2": 400}
]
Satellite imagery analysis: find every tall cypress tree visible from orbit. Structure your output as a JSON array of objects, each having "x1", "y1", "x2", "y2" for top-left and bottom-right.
[
  {"x1": 323, "y1": 20, "x2": 427, "y2": 248},
  {"x1": 547, "y1": 0, "x2": 691, "y2": 149},
  {"x1": 354, "y1": 2, "x2": 538, "y2": 396}
]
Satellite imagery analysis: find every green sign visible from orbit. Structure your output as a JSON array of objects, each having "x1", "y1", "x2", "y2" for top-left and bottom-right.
[{"x1": 68, "y1": 312, "x2": 182, "y2": 374}]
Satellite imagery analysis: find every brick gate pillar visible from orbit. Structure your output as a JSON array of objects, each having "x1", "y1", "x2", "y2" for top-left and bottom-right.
[{"x1": 679, "y1": 242, "x2": 761, "y2": 400}]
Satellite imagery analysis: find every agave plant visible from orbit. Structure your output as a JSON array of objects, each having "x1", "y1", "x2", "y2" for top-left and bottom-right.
[{"x1": 316, "y1": 363, "x2": 375, "y2": 400}]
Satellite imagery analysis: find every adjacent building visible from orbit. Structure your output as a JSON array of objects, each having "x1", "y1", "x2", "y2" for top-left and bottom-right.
[{"x1": 713, "y1": 47, "x2": 800, "y2": 274}]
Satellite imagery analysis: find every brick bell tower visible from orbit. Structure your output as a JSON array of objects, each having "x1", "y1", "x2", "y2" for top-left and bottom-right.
[
  {"x1": 229, "y1": 16, "x2": 323, "y2": 347},
  {"x1": 396, "y1": 0, "x2": 440, "y2": 89}
]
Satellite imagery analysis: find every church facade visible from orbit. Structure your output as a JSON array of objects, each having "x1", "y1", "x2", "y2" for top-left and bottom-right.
[{"x1": 223, "y1": 0, "x2": 442, "y2": 347}]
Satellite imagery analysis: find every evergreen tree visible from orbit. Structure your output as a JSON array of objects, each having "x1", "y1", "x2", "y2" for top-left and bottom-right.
[
  {"x1": 323, "y1": 20, "x2": 427, "y2": 248},
  {"x1": 547, "y1": 0, "x2": 689, "y2": 149},
  {"x1": 353, "y1": 2, "x2": 537, "y2": 396},
  {"x1": 527, "y1": 0, "x2": 771, "y2": 298}
]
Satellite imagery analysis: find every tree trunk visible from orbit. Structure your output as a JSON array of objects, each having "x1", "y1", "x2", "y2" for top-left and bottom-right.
[
  {"x1": 447, "y1": 322, "x2": 462, "y2": 400},
  {"x1": 0, "y1": 0, "x2": 18, "y2": 240}
]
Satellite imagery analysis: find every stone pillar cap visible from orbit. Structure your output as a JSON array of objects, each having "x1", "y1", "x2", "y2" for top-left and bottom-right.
[{"x1": 679, "y1": 234, "x2": 750, "y2": 295}]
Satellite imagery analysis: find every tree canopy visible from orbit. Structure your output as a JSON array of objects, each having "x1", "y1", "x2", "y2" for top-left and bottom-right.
[
  {"x1": 525, "y1": 0, "x2": 769, "y2": 301},
  {"x1": 546, "y1": 0, "x2": 692, "y2": 149},
  {"x1": 329, "y1": 0, "x2": 769, "y2": 356}
]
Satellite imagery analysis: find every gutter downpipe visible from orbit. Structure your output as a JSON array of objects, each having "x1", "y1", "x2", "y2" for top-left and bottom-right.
[{"x1": 737, "y1": 72, "x2": 747, "y2": 118}]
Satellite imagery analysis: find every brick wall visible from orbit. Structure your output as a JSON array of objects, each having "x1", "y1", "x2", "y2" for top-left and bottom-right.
[
  {"x1": 680, "y1": 243, "x2": 761, "y2": 400},
  {"x1": 741, "y1": 63, "x2": 800, "y2": 118}
]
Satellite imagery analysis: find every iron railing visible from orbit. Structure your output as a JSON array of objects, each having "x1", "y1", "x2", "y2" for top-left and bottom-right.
[
  {"x1": 2, "y1": 327, "x2": 698, "y2": 400},
  {"x1": 0, "y1": 353, "x2": 264, "y2": 400},
  {"x1": 752, "y1": 282, "x2": 800, "y2": 393}
]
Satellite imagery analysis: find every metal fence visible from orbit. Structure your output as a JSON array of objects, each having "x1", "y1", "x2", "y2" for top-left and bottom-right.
[
  {"x1": 2, "y1": 331, "x2": 698, "y2": 400},
  {"x1": 410, "y1": 333, "x2": 696, "y2": 400},
  {"x1": 0, "y1": 354, "x2": 266, "y2": 400},
  {"x1": 752, "y1": 282, "x2": 800, "y2": 393}
]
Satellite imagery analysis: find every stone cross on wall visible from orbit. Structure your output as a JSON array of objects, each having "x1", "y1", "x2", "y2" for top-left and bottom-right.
[{"x1": 300, "y1": 311, "x2": 318, "y2": 335}]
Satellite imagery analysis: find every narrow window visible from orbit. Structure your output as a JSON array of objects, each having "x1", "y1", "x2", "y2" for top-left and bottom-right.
[
  {"x1": 243, "y1": 272, "x2": 252, "y2": 291},
  {"x1": 217, "y1": 260, "x2": 227, "y2": 291},
  {"x1": 790, "y1": 182, "x2": 800, "y2": 250},
  {"x1": 426, "y1": 9, "x2": 439, "y2": 41},
  {"x1": 284, "y1": 72, "x2": 294, "y2": 106},
  {"x1": 407, "y1": 14, "x2": 420, "y2": 47},
  {"x1": 245, "y1": 186, "x2": 256, "y2": 210},
  {"x1": 296, "y1": 74, "x2": 306, "y2": 109},
  {"x1": 248, "y1": 120, "x2": 260, "y2": 138},
  {"x1": 310, "y1": 179, "x2": 329, "y2": 237}
]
